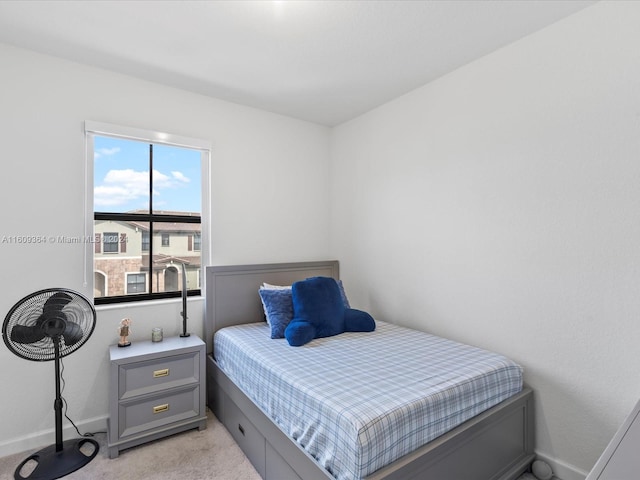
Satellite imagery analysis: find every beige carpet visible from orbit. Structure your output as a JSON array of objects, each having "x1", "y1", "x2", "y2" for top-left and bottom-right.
[{"x1": 0, "y1": 409, "x2": 260, "y2": 480}]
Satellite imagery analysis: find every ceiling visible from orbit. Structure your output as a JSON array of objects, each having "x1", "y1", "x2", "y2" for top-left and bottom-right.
[{"x1": 0, "y1": 0, "x2": 597, "y2": 126}]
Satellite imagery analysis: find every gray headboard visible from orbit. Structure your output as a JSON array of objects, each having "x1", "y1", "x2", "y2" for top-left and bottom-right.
[{"x1": 204, "y1": 260, "x2": 339, "y2": 354}]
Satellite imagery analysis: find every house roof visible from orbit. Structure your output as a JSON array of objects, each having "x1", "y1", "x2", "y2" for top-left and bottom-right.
[
  {"x1": 142, "y1": 254, "x2": 201, "y2": 270},
  {"x1": 127, "y1": 221, "x2": 201, "y2": 234}
]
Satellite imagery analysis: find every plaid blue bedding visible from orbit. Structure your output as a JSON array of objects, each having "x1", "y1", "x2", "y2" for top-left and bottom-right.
[{"x1": 214, "y1": 321, "x2": 523, "y2": 480}]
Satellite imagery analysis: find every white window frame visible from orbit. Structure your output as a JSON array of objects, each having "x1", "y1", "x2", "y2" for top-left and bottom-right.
[{"x1": 84, "y1": 120, "x2": 212, "y2": 301}]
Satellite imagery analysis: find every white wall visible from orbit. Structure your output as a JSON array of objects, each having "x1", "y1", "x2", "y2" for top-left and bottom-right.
[
  {"x1": 330, "y1": 2, "x2": 640, "y2": 479},
  {"x1": 0, "y1": 43, "x2": 331, "y2": 456},
  {"x1": 3, "y1": 2, "x2": 639, "y2": 478}
]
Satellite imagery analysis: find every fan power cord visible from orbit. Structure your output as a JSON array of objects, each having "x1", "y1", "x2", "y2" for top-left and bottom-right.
[{"x1": 60, "y1": 356, "x2": 107, "y2": 437}]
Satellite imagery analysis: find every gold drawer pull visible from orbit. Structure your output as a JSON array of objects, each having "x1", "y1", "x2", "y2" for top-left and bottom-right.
[
  {"x1": 153, "y1": 368, "x2": 169, "y2": 378},
  {"x1": 153, "y1": 404, "x2": 169, "y2": 414}
]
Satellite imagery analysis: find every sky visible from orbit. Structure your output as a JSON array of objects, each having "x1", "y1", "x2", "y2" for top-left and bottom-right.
[{"x1": 94, "y1": 136, "x2": 201, "y2": 214}]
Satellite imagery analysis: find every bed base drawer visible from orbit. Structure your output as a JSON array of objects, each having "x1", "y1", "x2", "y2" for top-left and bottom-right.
[
  {"x1": 266, "y1": 442, "x2": 302, "y2": 480},
  {"x1": 218, "y1": 387, "x2": 302, "y2": 480},
  {"x1": 223, "y1": 391, "x2": 266, "y2": 478}
]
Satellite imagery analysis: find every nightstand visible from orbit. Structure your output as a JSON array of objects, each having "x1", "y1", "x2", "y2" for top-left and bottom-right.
[{"x1": 107, "y1": 335, "x2": 206, "y2": 458}]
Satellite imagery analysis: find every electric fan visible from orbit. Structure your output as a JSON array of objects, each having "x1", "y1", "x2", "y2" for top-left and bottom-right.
[{"x1": 2, "y1": 288, "x2": 99, "y2": 480}]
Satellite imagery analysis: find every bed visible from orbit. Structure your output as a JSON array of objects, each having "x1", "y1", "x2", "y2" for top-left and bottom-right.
[{"x1": 205, "y1": 260, "x2": 534, "y2": 480}]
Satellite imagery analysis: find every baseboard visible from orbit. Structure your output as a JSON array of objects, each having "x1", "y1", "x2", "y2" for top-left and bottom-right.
[
  {"x1": 0, "y1": 415, "x2": 108, "y2": 458},
  {"x1": 535, "y1": 451, "x2": 590, "y2": 480}
]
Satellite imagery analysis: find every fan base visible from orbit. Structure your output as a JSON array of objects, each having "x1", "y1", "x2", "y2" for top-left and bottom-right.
[{"x1": 14, "y1": 437, "x2": 99, "y2": 480}]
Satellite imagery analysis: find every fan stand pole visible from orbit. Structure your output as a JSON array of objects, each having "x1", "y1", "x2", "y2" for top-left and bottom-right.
[
  {"x1": 53, "y1": 341, "x2": 63, "y2": 452},
  {"x1": 14, "y1": 339, "x2": 99, "y2": 480}
]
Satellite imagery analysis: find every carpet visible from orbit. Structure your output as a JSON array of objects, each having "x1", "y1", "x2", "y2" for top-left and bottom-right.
[{"x1": 0, "y1": 409, "x2": 260, "y2": 480}]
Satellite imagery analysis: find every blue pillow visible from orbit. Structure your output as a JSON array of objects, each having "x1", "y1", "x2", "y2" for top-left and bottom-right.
[
  {"x1": 285, "y1": 277, "x2": 345, "y2": 346},
  {"x1": 258, "y1": 288, "x2": 293, "y2": 339},
  {"x1": 259, "y1": 278, "x2": 350, "y2": 339},
  {"x1": 344, "y1": 308, "x2": 375, "y2": 332},
  {"x1": 283, "y1": 321, "x2": 317, "y2": 347}
]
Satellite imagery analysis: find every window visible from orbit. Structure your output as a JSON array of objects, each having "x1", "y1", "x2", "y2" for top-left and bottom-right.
[
  {"x1": 141, "y1": 231, "x2": 150, "y2": 252},
  {"x1": 126, "y1": 273, "x2": 147, "y2": 294},
  {"x1": 103, "y1": 232, "x2": 119, "y2": 253},
  {"x1": 85, "y1": 121, "x2": 210, "y2": 304}
]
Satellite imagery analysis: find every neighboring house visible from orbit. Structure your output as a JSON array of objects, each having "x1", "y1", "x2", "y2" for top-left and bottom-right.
[{"x1": 94, "y1": 217, "x2": 201, "y2": 298}]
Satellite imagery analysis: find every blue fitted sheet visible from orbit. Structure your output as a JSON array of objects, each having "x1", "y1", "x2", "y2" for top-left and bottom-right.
[{"x1": 214, "y1": 321, "x2": 523, "y2": 480}]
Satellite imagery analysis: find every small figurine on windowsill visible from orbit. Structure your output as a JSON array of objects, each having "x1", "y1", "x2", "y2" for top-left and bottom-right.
[{"x1": 118, "y1": 318, "x2": 132, "y2": 347}]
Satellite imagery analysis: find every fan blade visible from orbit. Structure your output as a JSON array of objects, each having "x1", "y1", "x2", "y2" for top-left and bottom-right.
[
  {"x1": 43, "y1": 292, "x2": 73, "y2": 314},
  {"x1": 62, "y1": 321, "x2": 83, "y2": 346},
  {"x1": 11, "y1": 324, "x2": 46, "y2": 344}
]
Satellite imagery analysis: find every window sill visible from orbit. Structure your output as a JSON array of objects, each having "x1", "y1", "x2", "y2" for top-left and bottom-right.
[{"x1": 95, "y1": 295, "x2": 204, "y2": 312}]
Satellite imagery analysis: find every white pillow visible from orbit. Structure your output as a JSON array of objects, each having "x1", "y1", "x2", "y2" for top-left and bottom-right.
[{"x1": 260, "y1": 282, "x2": 292, "y2": 290}]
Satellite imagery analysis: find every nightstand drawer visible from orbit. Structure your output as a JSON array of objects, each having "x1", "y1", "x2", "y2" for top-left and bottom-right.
[
  {"x1": 118, "y1": 351, "x2": 200, "y2": 400},
  {"x1": 119, "y1": 384, "x2": 200, "y2": 438}
]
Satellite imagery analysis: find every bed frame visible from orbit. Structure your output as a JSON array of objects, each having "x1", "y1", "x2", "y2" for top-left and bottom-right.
[{"x1": 205, "y1": 260, "x2": 534, "y2": 480}]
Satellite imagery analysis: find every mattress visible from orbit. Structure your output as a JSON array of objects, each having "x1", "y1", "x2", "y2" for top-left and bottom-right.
[{"x1": 214, "y1": 321, "x2": 523, "y2": 480}]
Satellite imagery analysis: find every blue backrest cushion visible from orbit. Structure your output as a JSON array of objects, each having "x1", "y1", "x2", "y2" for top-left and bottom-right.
[
  {"x1": 260, "y1": 278, "x2": 350, "y2": 339},
  {"x1": 291, "y1": 276, "x2": 346, "y2": 338},
  {"x1": 284, "y1": 276, "x2": 376, "y2": 346},
  {"x1": 344, "y1": 308, "x2": 376, "y2": 332}
]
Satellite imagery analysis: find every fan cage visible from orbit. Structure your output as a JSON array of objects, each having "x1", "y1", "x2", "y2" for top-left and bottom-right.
[{"x1": 2, "y1": 288, "x2": 96, "y2": 361}]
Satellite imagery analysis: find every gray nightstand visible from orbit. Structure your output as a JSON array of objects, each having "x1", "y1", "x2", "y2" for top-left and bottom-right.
[{"x1": 107, "y1": 335, "x2": 206, "y2": 458}]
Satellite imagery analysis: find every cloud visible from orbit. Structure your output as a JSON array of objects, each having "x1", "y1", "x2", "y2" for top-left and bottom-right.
[
  {"x1": 105, "y1": 168, "x2": 148, "y2": 185},
  {"x1": 94, "y1": 184, "x2": 142, "y2": 207},
  {"x1": 152, "y1": 170, "x2": 171, "y2": 188},
  {"x1": 171, "y1": 171, "x2": 190, "y2": 183},
  {"x1": 94, "y1": 168, "x2": 191, "y2": 208},
  {"x1": 94, "y1": 147, "x2": 121, "y2": 159},
  {"x1": 94, "y1": 169, "x2": 148, "y2": 207}
]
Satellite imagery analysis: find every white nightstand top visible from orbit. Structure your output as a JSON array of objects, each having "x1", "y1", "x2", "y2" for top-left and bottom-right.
[{"x1": 109, "y1": 335, "x2": 204, "y2": 361}]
